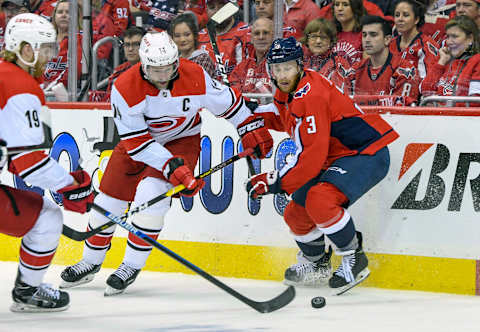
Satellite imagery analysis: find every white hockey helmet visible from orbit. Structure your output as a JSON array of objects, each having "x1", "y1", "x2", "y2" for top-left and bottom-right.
[
  {"x1": 139, "y1": 32, "x2": 179, "y2": 83},
  {"x1": 5, "y1": 13, "x2": 57, "y2": 67}
]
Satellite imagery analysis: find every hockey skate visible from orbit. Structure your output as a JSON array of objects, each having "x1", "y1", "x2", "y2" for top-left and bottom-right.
[
  {"x1": 329, "y1": 233, "x2": 370, "y2": 295},
  {"x1": 104, "y1": 263, "x2": 140, "y2": 296},
  {"x1": 60, "y1": 260, "x2": 101, "y2": 288},
  {"x1": 11, "y1": 275, "x2": 70, "y2": 313},
  {"x1": 283, "y1": 248, "x2": 332, "y2": 287}
]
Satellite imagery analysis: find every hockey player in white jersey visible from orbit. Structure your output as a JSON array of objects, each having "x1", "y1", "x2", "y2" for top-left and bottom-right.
[
  {"x1": 60, "y1": 31, "x2": 273, "y2": 296},
  {"x1": 0, "y1": 13, "x2": 94, "y2": 312}
]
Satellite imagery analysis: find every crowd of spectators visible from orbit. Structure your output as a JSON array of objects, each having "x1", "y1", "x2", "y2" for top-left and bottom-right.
[{"x1": 0, "y1": 0, "x2": 480, "y2": 106}]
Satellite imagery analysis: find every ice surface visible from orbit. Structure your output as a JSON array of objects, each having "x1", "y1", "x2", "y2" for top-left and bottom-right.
[{"x1": 0, "y1": 262, "x2": 477, "y2": 332}]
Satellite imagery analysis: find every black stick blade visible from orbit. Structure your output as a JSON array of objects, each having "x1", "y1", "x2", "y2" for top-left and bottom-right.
[{"x1": 248, "y1": 285, "x2": 295, "y2": 313}]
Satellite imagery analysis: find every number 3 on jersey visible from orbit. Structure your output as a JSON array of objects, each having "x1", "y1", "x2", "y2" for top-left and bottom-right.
[{"x1": 306, "y1": 115, "x2": 316, "y2": 134}]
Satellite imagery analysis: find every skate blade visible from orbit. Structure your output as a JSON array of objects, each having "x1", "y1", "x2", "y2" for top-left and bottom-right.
[
  {"x1": 104, "y1": 285, "x2": 125, "y2": 297},
  {"x1": 332, "y1": 268, "x2": 370, "y2": 296},
  {"x1": 283, "y1": 277, "x2": 330, "y2": 288},
  {"x1": 10, "y1": 302, "x2": 70, "y2": 313},
  {"x1": 59, "y1": 274, "x2": 96, "y2": 289}
]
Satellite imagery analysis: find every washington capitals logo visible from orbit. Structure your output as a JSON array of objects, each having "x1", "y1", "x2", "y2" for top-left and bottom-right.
[
  {"x1": 337, "y1": 63, "x2": 354, "y2": 78},
  {"x1": 294, "y1": 83, "x2": 311, "y2": 99},
  {"x1": 397, "y1": 66, "x2": 416, "y2": 80}
]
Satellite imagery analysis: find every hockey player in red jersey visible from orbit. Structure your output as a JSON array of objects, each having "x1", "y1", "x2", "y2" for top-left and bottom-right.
[
  {"x1": 347, "y1": 15, "x2": 420, "y2": 106},
  {"x1": 390, "y1": 0, "x2": 440, "y2": 79},
  {"x1": 0, "y1": 13, "x2": 94, "y2": 312},
  {"x1": 244, "y1": 37, "x2": 399, "y2": 293},
  {"x1": 60, "y1": 31, "x2": 273, "y2": 296}
]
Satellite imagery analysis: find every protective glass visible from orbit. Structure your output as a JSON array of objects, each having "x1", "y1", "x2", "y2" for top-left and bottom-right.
[{"x1": 37, "y1": 42, "x2": 59, "y2": 62}]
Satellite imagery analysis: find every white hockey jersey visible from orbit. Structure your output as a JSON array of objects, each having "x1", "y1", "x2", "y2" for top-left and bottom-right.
[
  {"x1": 111, "y1": 58, "x2": 252, "y2": 172},
  {"x1": 0, "y1": 60, "x2": 72, "y2": 191}
]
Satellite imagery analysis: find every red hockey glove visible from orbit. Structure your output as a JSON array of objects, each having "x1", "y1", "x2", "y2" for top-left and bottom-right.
[
  {"x1": 57, "y1": 170, "x2": 94, "y2": 214},
  {"x1": 0, "y1": 139, "x2": 7, "y2": 169},
  {"x1": 163, "y1": 157, "x2": 205, "y2": 197},
  {"x1": 237, "y1": 116, "x2": 273, "y2": 159},
  {"x1": 245, "y1": 170, "x2": 282, "y2": 199}
]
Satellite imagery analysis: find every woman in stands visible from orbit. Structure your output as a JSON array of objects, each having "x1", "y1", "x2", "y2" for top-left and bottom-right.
[
  {"x1": 42, "y1": 0, "x2": 82, "y2": 94},
  {"x1": 301, "y1": 17, "x2": 352, "y2": 90},
  {"x1": 169, "y1": 13, "x2": 216, "y2": 79},
  {"x1": 390, "y1": 0, "x2": 440, "y2": 80},
  {"x1": 420, "y1": 15, "x2": 480, "y2": 101},
  {"x1": 330, "y1": 0, "x2": 366, "y2": 65}
]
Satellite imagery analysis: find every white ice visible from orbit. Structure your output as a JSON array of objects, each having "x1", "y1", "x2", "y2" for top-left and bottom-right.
[{"x1": 0, "y1": 261, "x2": 477, "y2": 332}]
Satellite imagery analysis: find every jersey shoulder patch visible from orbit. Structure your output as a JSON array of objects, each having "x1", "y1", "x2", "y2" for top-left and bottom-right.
[
  {"x1": 0, "y1": 61, "x2": 45, "y2": 109},
  {"x1": 294, "y1": 82, "x2": 311, "y2": 99}
]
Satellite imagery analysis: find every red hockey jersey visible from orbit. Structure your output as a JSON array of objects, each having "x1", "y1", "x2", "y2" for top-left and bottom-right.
[
  {"x1": 102, "y1": 0, "x2": 131, "y2": 37},
  {"x1": 198, "y1": 19, "x2": 250, "y2": 75},
  {"x1": 420, "y1": 53, "x2": 480, "y2": 100},
  {"x1": 284, "y1": 0, "x2": 322, "y2": 40},
  {"x1": 43, "y1": 35, "x2": 82, "y2": 89},
  {"x1": 346, "y1": 52, "x2": 420, "y2": 106},
  {"x1": 254, "y1": 70, "x2": 399, "y2": 194},
  {"x1": 35, "y1": 0, "x2": 57, "y2": 20},
  {"x1": 389, "y1": 32, "x2": 440, "y2": 79},
  {"x1": 228, "y1": 44, "x2": 272, "y2": 94},
  {"x1": 303, "y1": 49, "x2": 352, "y2": 90},
  {"x1": 332, "y1": 31, "x2": 363, "y2": 65}
]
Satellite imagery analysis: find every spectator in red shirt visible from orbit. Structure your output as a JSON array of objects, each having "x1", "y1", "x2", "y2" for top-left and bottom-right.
[
  {"x1": 102, "y1": 0, "x2": 131, "y2": 37},
  {"x1": 331, "y1": 0, "x2": 366, "y2": 65},
  {"x1": 198, "y1": 0, "x2": 249, "y2": 75},
  {"x1": 170, "y1": 13, "x2": 216, "y2": 78},
  {"x1": 347, "y1": 15, "x2": 420, "y2": 105},
  {"x1": 390, "y1": 0, "x2": 440, "y2": 79},
  {"x1": 89, "y1": 26, "x2": 146, "y2": 102},
  {"x1": 283, "y1": 0, "x2": 322, "y2": 40},
  {"x1": 252, "y1": 0, "x2": 297, "y2": 37},
  {"x1": 42, "y1": 0, "x2": 82, "y2": 92},
  {"x1": 301, "y1": 17, "x2": 352, "y2": 89},
  {"x1": 229, "y1": 17, "x2": 274, "y2": 94},
  {"x1": 420, "y1": 15, "x2": 480, "y2": 102}
]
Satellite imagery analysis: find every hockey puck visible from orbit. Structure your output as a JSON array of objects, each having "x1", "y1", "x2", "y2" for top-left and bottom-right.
[{"x1": 311, "y1": 296, "x2": 326, "y2": 308}]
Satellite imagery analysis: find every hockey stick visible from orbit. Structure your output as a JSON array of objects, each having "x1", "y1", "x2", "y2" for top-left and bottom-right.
[
  {"x1": 7, "y1": 123, "x2": 54, "y2": 155},
  {"x1": 62, "y1": 148, "x2": 254, "y2": 241},
  {"x1": 91, "y1": 202, "x2": 296, "y2": 313},
  {"x1": 206, "y1": 3, "x2": 257, "y2": 177}
]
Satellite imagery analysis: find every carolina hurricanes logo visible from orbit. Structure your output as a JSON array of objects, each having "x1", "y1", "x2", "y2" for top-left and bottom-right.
[
  {"x1": 294, "y1": 83, "x2": 311, "y2": 99},
  {"x1": 148, "y1": 116, "x2": 187, "y2": 132}
]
